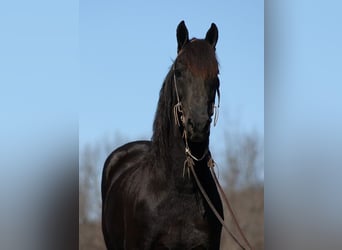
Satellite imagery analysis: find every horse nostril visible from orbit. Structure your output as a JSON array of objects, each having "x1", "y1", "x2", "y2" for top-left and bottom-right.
[{"x1": 188, "y1": 119, "x2": 194, "y2": 128}]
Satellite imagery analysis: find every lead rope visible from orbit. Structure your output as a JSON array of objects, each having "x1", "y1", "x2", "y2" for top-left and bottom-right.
[
  {"x1": 188, "y1": 162, "x2": 246, "y2": 250},
  {"x1": 184, "y1": 137, "x2": 249, "y2": 250},
  {"x1": 208, "y1": 159, "x2": 254, "y2": 250}
]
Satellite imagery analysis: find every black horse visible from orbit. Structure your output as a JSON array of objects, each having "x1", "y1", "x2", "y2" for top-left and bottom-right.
[{"x1": 102, "y1": 21, "x2": 223, "y2": 250}]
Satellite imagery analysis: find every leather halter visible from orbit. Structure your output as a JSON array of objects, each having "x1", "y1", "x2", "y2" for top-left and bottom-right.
[{"x1": 172, "y1": 64, "x2": 220, "y2": 128}]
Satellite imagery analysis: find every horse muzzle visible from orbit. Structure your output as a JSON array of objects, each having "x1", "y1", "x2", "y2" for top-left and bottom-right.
[{"x1": 186, "y1": 117, "x2": 211, "y2": 142}]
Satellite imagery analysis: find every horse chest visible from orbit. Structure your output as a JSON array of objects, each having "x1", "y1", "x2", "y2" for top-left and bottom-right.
[{"x1": 150, "y1": 192, "x2": 211, "y2": 249}]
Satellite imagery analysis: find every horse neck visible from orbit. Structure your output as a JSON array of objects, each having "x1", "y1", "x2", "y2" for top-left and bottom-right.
[
  {"x1": 153, "y1": 113, "x2": 211, "y2": 178},
  {"x1": 152, "y1": 113, "x2": 186, "y2": 163}
]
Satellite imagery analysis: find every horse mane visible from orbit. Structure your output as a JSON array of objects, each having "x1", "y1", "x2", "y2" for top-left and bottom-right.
[{"x1": 151, "y1": 66, "x2": 176, "y2": 160}]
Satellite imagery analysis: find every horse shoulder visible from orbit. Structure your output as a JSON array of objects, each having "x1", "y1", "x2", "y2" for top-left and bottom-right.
[{"x1": 101, "y1": 140, "x2": 151, "y2": 202}]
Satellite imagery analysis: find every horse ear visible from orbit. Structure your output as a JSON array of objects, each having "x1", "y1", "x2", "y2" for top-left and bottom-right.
[
  {"x1": 176, "y1": 20, "x2": 189, "y2": 53},
  {"x1": 205, "y1": 23, "x2": 218, "y2": 49}
]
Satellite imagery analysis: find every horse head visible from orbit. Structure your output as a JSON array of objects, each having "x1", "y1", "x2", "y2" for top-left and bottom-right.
[{"x1": 173, "y1": 21, "x2": 220, "y2": 145}]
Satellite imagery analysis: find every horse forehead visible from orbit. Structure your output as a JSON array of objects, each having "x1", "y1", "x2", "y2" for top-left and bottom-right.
[{"x1": 178, "y1": 39, "x2": 218, "y2": 78}]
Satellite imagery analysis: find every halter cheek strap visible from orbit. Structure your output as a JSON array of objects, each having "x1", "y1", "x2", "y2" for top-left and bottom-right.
[{"x1": 173, "y1": 67, "x2": 183, "y2": 127}]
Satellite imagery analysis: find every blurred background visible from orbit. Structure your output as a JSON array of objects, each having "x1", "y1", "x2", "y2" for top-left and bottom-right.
[
  {"x1": 78, "y1": 1, "x2": 263, "y2": 250},
  {"x1": 2, "y1": 0, "x2": 341, "y2": 250}
]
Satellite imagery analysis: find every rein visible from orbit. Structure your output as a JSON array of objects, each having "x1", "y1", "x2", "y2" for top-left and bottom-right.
[{"x1": 172, "y1": 69, "x2": 253, "y2": 250}]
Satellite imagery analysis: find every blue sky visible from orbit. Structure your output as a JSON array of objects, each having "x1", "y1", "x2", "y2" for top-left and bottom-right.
[
  {"x1": 0, "y1": 1, "x2": 78, "y2": 164},
  {"x1": 0, "y1": 0, "x2": 264, "y2": 187},
  {"x1": 79, "y1": 0, "x2": 264, "y2": 155}
]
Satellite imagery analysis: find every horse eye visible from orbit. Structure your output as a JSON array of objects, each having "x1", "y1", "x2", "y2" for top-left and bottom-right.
[{"x1": 174, "y1": 69, "x2": 182, "y2": 78}]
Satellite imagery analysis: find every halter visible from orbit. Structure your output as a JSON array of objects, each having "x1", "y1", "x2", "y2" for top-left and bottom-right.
[
  {"x1": 172, "y1": 64, "x2": 220, "y2": 174},
  {"x1": 173, "y1": 66, "x2": 220, "y2": 128},
  {"x1": 172, "y1": 65, "x2": 218, "y2": 175},
  {"x1": 172, "y1": 65, "x2": 254, "y2": 250}
]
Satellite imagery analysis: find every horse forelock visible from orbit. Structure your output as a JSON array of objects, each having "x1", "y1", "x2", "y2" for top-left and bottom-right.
[{"x1": 177, "y1": 39, "x2": 219, "y2": 79}]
